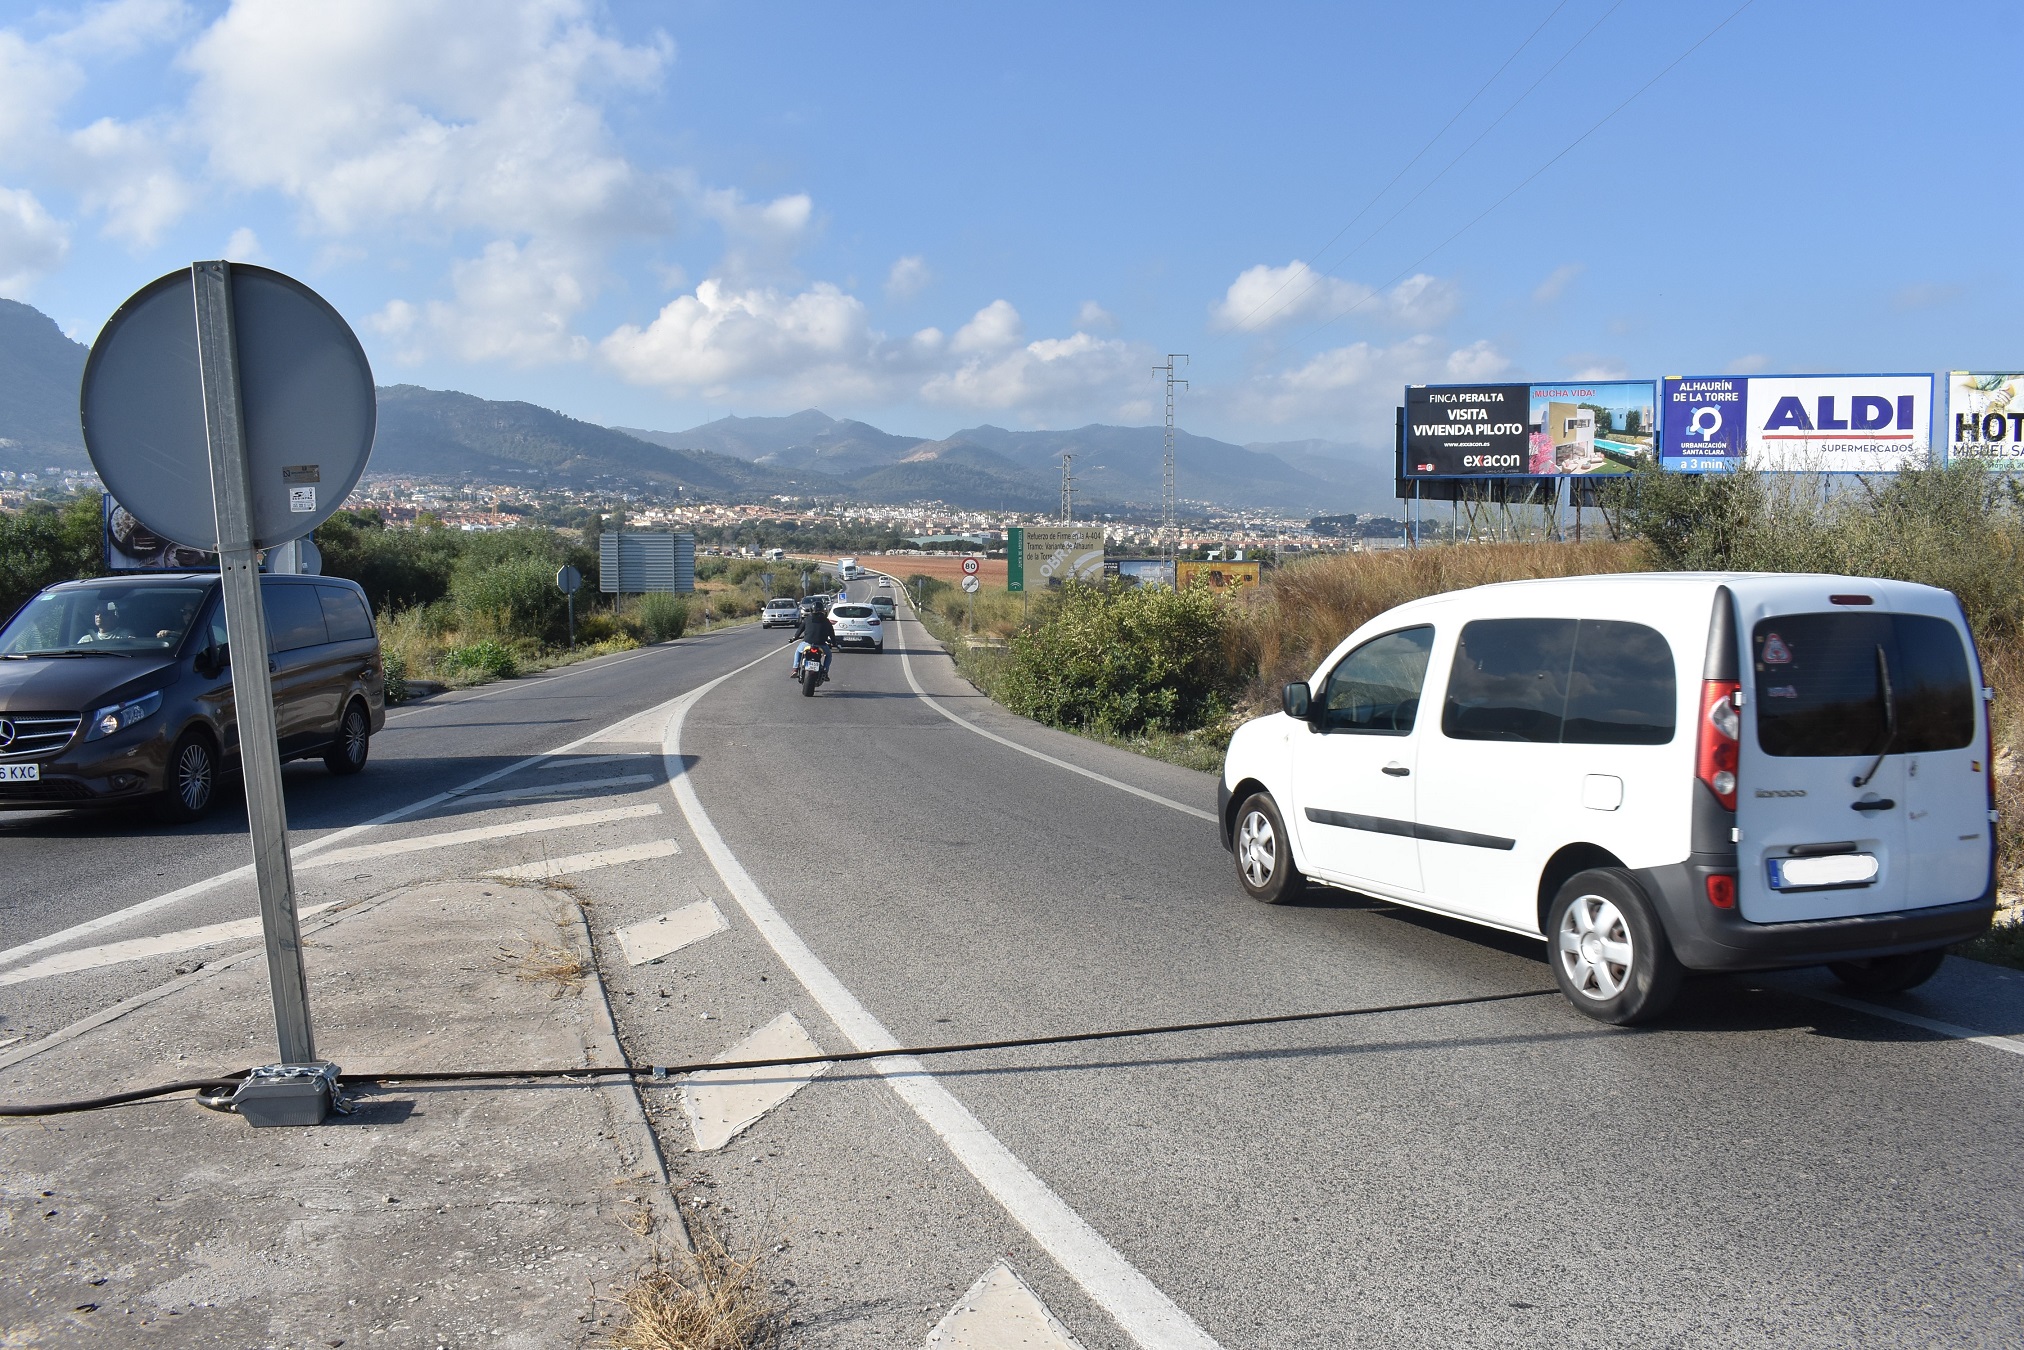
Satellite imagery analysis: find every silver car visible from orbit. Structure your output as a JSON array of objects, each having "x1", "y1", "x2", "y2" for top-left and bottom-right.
[
  {"x1": 866, "y1": 596, "x2": 897, "y2": 622},
  {"x1": 762, "y1": 598, "x2": 801, "y2": 628}
]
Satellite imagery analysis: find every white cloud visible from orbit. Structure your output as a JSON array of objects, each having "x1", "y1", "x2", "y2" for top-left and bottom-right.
[
  {"x1": 951, "y1": 299, "x2": 1022, "y2": 355},
  {"x1": 885, "y1": 254, "x2": 930, "y2": 300},
  {"x1": 224, "y1": 225, "x2": 261, "y2": 260},
  {"x1": 1075, "y1": 300, "x2": 1116, "y2": 331},
  {"x1": 1532, "y1": 262, "x2": 1584, "y2": 304},
  {"x1": 1212, "y1": 261, "x2": 1458, "y2": 333},
  {"x1": 1564, "y1": 355, "x2": 1629, "y2": 380},
  {"x1": 0, "y1": 185, "x2": 70, "y2": 295},
  {"x1": 377, "y1": 239, "x2": 595, "y2": 366},
  {"x1": 68, "y1": 114, "x2": 193, "y2": 245},
  {"x1": 1230, "y1": 335, "x2": 1510, "y2": 427},
  {"x1": 46, "y1": 0, "x2": 193, "y2": 59},
  {"x1": 921, "y1": 328, "x2": 1143, "y2": 420},
  {"x1": 1724, "y1": 353, "x2": 1772, "y2": 375},
  {"x1": 600, "y1": 279, "x2": 882, "y2": 399}
]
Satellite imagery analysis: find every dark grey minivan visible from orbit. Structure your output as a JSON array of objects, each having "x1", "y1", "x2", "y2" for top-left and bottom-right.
[{"x1": 0, "y1": 573, "x2": 385, "y2": 820}]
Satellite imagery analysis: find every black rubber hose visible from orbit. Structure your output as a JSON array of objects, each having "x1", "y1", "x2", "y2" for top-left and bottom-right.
[{"x1": 0, "y1": 987, "x2": 1554, "y2": 1117}]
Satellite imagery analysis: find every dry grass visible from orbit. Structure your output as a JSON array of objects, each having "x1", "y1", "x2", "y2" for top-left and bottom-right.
[
  {"x1": 497, "y1": 921, "x2": 588, "y2": 997},
  {"x1": 604, "y1": 1221, "x2": 786, "y2": 1350}
]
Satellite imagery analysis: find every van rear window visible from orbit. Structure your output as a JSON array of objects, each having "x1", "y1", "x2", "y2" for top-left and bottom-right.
[
  {"x1": 1443, "y1": 619, "x2": 1676, "y2": 745},
  {"x1": 1752, "y1": 614, "x2": 1974, "y2": 757}
]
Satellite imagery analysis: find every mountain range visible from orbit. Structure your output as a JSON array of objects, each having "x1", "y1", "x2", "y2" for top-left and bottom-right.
[{"x1": 0, "y1": 297, "x2": 1393, "y2": 515}]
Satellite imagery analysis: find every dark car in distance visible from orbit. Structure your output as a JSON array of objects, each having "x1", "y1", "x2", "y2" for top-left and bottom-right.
[{"x1": 0, "y1": 573, "x2": 386, "y2": 821}]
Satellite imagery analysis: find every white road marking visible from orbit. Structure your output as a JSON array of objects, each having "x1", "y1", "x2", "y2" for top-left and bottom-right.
[
  {"x1": 613, "y1": 899, "x2": 725, "y2": 965},
  {"x1": 450, "y1": 772, "x2": 657, "y2": 806},
  {"x1": 1801, "y1": 987, "x2": 2024, "y2": 1058},
  {"x1": 927, "y1": 1262, "x2": 1088, "y2": 1350},
  {"x1": 0, "y1": 903, "x2": 343, "y2": 987},
  {"x1": 664, "y1": 669, "x2": 1222, "y2": 1350},
  {"x1": 679, "y1": 1011, "x2": 831, "y2": 1151},
  {"x1": 891, "y1": 617, "x2": 1214, "y2": 824},
  {"x1": 0, "y1": 640, "x2": 788, "y2": 973},
  {"x1": 488, "y1": 839, "x2": 681, "y2": 883},
  {"x1": 301, "y1": 803, "x2": 661, "y2": 870}
]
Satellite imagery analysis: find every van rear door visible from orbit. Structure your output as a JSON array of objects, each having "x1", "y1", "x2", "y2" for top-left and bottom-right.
[{"x1": 1737, "y1": 584, "x2": 1984, "y2": 921}]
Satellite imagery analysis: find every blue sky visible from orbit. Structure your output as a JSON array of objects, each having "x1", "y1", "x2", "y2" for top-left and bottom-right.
[{"x1": 1, "y1": 0, "x2": 2016, "y2": 453}]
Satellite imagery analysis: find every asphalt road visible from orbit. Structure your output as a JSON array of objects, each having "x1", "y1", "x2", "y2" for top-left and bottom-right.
[{"x1": 6, "y1": 578, "x2": 2023, "y2": 1347}]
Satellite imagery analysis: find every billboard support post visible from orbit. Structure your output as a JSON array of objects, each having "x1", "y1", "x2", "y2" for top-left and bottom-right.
[{"x1": 192, "y1": 262, "x2": 317, "y2": 1070}]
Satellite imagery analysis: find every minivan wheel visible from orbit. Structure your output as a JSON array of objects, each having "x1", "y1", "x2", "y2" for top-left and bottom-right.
[
  {"x1": 1233, "y1": 792, "x2": 1305, "y2": 904},
  {"x1": 156, "y1": 729, "x2": 219, "y2": 823},
  {"x1": 323, "y1": 701, "x2": 371, "y2": 775},
  {"x1": 1547, "y1": 868, "x2": 1682, "y2": 1025},
  {"x1": 1828, "y1": 948, "x2": 1947, "y2": 995}
]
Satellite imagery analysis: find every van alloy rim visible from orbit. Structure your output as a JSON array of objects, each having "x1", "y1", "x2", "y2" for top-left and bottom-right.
[
  {"x1": 1238, "y1": 809, "x2": 1277, "y2": 887},
  {"x1": 1558, "y1": 894, "x2": 1633, "y2": 1000},
  {"x1": 343, "y1": 709, "x2": 367, "y2": 761},
  {"x1": 177, "y1": 743, "x2": 212, "y2": 809}
]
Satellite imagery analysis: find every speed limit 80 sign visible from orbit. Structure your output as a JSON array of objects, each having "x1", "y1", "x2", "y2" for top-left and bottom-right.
[{"x1": 961, "y1": 557, "x2": 980, "y2": 575}]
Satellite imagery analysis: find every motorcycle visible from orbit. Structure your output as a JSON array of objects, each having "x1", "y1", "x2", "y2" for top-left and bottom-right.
[{"x1": 792, "y1": 640, "x2": 831, "y2": 696}]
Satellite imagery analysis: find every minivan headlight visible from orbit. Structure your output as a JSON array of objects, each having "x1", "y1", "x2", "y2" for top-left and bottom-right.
[{"x1": 85, "y1": 691, "x2": 164, "y2": 741}]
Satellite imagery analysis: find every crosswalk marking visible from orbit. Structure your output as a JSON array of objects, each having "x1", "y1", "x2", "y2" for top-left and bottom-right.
[
  {"x1": 613, "y1": 899, "x2": 725, "y2": 965},
  {"x1": 488, "y1": 839, "x2": 682, "y2": 883},
  {"x1": 452, "y1": 772, "x2": 658, "y2": 806},
  {"x1": 301, "y1": 803, "x2": 662, "y2": 870},
  {"x1": 679, "y1": 1012, "x2": 829, "y2": 1151},
  {"x1": 0, "y1": 902, "x2": 343, "y2": 987},
  {"x1": 927, "y1": 1263, "x2": 1087, "y2": 1350}
]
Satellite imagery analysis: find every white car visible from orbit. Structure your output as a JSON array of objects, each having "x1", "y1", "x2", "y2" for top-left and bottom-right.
[
  {"x1": 829, "y1": 602, "x2": 884, "y2": 651},
  {"x1": 1218, "y1": 572, "x2": 1996, "y2": 1025}
]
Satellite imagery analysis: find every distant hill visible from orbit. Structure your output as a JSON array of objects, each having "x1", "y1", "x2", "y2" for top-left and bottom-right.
[
  {"x1": 619, "y1": 411, "x2": 926, "y2": 477},
  {"x1": 0, "y1": 299, "x2": 90, "y2": 472}
]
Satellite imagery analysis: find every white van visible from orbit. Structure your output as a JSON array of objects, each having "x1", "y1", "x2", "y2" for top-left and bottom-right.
[{"x1": 1218, "y1": 573, "x2": 1997, "y2": 1024}]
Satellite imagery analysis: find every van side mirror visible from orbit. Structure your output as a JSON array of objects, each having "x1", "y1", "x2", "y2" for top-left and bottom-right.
[
  {"x1": 198, "y1": 643, "x2": 230, "y2": 677},
  {"x1": 1282, "y1": 681, "x2": 1312, "y2": 720}
]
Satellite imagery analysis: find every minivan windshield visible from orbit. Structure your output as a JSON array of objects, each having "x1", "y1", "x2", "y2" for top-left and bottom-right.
[
  {"x1": 0, "y1": 583, "x2": 211, "y2": 657},
  {"x1": 1752, "y1": 613, "x2": 1974, "y2": 757}
]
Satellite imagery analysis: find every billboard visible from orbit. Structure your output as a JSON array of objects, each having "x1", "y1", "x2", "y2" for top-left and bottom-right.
[
  {"x1": 1177, "y1": 561, "x2": 1261, "y2": 592},
  {"x1": 1111, "y1": 558, "x2": 1173, "y2": 587},
  {"x1": 1662, "y1": 373, "x2": 1934, "y2": 472},
  {"x1": 1948, "y1": 372, "x2": 2024, "y2": 470},
  {"x1": 1008, "y1": 525, "x2": 1104, "y2": 591},
  {"x1": 600, "y1": 532, "x2": 695, "y2": 592},
  {"x1": 104, "y1": 494, "x2": 217, "y2": 571},
  {"x1": 1404, "y1": 381, "x2": 1655, "y2": 476}
]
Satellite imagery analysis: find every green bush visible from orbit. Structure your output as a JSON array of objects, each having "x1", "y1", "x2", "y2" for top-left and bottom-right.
[
  {"x1": 451, "y1": 555, "x2": 568, "y2": 644},
  {"x1": 0, "y1": 492, "x2": 104, "y2": 621},
  {"x1": 996, "y1": 581, "x2": 1241, "y2": 735},
  {"x1": 440, "y1": 640, "x2": 518, "y2": 679},
  {"x1": 637, "y1": 592, "x2": 689, "y2": 643},
  {"x1": 381, "y1": 650, "x2": 409, "y2": 704}
]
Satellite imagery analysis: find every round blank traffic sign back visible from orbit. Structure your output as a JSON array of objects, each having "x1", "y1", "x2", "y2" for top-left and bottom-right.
[{"x1": 81, "y1": 264, "x2": 376, "y2": 551}]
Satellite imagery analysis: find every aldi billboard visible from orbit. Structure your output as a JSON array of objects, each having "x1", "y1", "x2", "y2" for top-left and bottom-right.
[
  {"x1": 1404, "y1": 380, "x2": 1655, "y2": 477},
  {"x1": 1662, "y1": 373, "x2": 1934, "y2": 472}
]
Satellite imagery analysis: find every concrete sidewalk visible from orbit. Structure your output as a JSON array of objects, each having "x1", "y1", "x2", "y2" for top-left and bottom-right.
[{"x1": 1, "y1": 880, "x2": 681, "y2": 1348}]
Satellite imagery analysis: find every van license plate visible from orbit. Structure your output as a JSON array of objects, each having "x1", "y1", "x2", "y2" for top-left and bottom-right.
[
  {"x1": 1767, "y1": 853, "x2": 1877, "y2": 890},
  {"x1": 0, "y1": 764, "x2": 40, "y2": 782}
]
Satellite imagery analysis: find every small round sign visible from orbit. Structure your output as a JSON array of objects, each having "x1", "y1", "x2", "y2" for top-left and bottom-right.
[
  {"x1": 961, "y1": 557, "x2": 980, "y2": 576},
  {"x1": 81, "y1": 264, "x2": 375, "y2": 551},
  {"x1": 961, "y1": 574, "x2": 981, "y2": 593},
  {"x1": 556, "y1": 565, "x2": 583, "y2": 595}
]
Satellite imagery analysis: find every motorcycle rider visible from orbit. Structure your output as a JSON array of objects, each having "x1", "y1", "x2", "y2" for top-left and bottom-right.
[{"x1": 792, "y1": 598, "x2": 836, "y2": 677}]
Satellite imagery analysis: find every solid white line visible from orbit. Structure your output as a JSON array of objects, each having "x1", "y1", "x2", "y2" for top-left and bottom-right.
[
  {"x1": 0, "y1": 635, "x2": 786, "y2": 973},
  {"x1": 489, "y1": 839, "x2": 681, "y2": 882},
  {"x1": 1802, "y1": 987, "x2": 2024, "y2": 1058},
  {"x1": 663, "y1": 668, "x2": 1221, "y2": 1350},
  {"x1": 891, "y1": 619, "x2": 1215, "y2": 824},
  {"x1": 0, "y1": 902, "x2": 343, "y2": 987},
  {"x1": 302, "y1": 803, "x2": 661, "y2": 870},
  {"x1": 451, "y1": 772, "x2": 658, "y2": 806}
]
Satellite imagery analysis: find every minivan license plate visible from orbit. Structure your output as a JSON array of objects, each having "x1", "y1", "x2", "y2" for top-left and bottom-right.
[
  {"x1": 0, "y1": 764, "x2": 40, "y2": 782},
  {"x1": 1767, "y1": 853, "x2": 1878, "y2": 890}
]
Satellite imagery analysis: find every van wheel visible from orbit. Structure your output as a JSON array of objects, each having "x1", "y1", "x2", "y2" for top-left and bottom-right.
[
  {"x1": 1547, "y1": 868, "x2": 1682, "y2": 1025},
  {"x1": 1233, "y1": 792, "x2": 1304, "y2": 904},
  {"x1": 156, "y1": 729, "x2": 219, "y2": 823},
  {"x1": 323, "y1": 701, "x2": 371, "y2": 775},
  {"x1": 1828, "y1": 948, "x2": 1946, "y2": 995}
]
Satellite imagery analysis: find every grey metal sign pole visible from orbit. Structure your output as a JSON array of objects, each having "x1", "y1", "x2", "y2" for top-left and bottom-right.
[{"x1": 192, "y1": 260, "x2": 316, "y2": 1065}]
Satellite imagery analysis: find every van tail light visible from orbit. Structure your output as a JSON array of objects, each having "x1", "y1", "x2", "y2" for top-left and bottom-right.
[
  {"x1": 1705, "y1": 873, "x2": 1737, "y2": 909},
  {"x1": 1697, "y1": 679, "x2": 1741, "y2": 811}
]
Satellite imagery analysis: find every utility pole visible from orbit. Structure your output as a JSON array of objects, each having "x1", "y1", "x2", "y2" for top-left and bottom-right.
[
  {"x1": 1154, "y1": 354, "x2": 1189, "y2": 570},
  {"x1": 1060, "y1": 453, "x2": 1074, "y2": 523}
]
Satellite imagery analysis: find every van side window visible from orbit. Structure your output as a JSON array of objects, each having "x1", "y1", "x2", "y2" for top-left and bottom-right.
[
  {"x1": 1445, "y1": 619, "x2": 1676, "y2": 745},
  {"x1": 317, "y1": 586, "x2": 375, "y2": 642},
  {"x1": 1316, "y1": 627, "x2": 1434, "y2": 734},
  {"x1": 1444, "y1": 619, "x2": 1575, "y2": 742},
  {"x1": 1563, "y1": 621, "x2": 1677, "y2": 745},
  {"x1": 262, "y1": 583, "x2": 329, "y2": 653}
]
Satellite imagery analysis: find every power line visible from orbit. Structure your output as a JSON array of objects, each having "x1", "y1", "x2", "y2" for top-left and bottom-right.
[
  {"x1": 1220, "y1": 0, "x2": 1573, "y2": 337},
  {"x1": 1281, "y1": 0, "x2": 1759, "y2": 355}
]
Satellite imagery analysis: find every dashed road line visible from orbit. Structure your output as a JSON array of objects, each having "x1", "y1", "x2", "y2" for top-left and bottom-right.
[
  {"x1": 451, "y1": 772, "x2": 658, "y2": 806},
  {"x1": 679, "y1": 1011, "x2": 831, "y2": 1151},
  {"x1": 927, "y1": 1262, "x2": 1087, "y2": 1349},
  {"x1": 663, "y1": 663, "x2": 1223, "y2": 1350},
  {"x1": 301, "y1": 803, "x2": 661, "y2": 871},
  {"x1": 489, "y1": 840, "x2": 683, "y2": 884},
  {"x1": 0, "y1": 900, "x2": 335, "y2": 986},
  {"x1": 612, "y1": 899, "x2": 725, "y2": 965}
]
